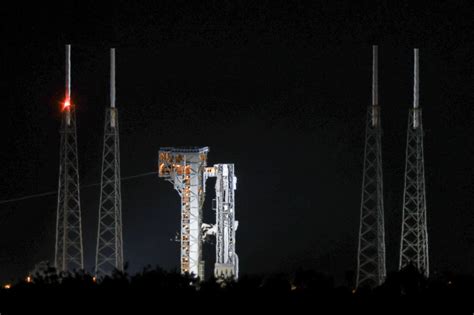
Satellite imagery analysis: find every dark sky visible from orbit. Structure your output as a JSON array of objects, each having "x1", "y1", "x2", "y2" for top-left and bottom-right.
[{"x1": 0, "y1": 1, "x2": 472, "y2": 284}]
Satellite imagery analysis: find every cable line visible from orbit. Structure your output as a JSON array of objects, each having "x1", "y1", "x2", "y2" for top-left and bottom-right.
[{"x1": 0, "y1": 171, "x2": 156, "y2": 205}]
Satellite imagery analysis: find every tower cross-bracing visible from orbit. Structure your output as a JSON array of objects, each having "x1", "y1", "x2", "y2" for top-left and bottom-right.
[
  {"x1": 55, "y1": 44, "x2": 84, "y2": 272},
  {"x1": 205, "y1": 164, "x2": 239, "y2": 279},
  {"x1": 399, "y1": 48, "x2": 429, "y2": 277},
  {"x1": 95, "y1": 48, "x2": 124, "y2": 276},
  {"x1": 356, "y1": 45, "x2": 386, "y2": 288},
  {"x1": 159, "y1": 147, "x2": 209, "y2": 279}
]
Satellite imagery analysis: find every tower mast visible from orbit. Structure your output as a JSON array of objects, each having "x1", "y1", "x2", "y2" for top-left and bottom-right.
[
  {"x1": 356, "y1": 45, "x2": 386, "y2": 288},
  {"x1": 95, "y1": 48, "x2": 124, "y2": 276},
  {"x1": 55, "y1": 44, "x2": 84, "y2": 272},
  {"x1": 159, "y1": 147, "x2": 209, "y2": 279},
  {"x1": 399, "y1": 48, "x2": 429, "y2": 277}
]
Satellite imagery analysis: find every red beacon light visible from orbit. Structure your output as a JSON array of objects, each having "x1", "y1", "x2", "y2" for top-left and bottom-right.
[{"x1": 63, "y1": 98, "x2": 71, "y2": 110}]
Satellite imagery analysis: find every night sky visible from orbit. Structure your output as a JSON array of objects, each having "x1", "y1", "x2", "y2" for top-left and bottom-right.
[{"x1": 0, "y1": 1, "x2": 472, "y2": 284}]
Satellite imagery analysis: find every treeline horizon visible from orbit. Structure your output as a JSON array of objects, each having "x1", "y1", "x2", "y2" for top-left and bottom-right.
[{"x1": 0, "y1": 263, "x2": 472, "y2": 314}]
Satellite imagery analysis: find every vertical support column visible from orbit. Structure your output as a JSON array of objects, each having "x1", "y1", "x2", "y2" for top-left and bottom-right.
[
  {"x1": 65, "y1": 44, "x2": 71, "y2": 126},
  {"x1": 372, "y1": 45, "x2": 379, "y2": 127},
  {"x1": 110, "y1": 48, "x2": 116, "y2": 109},
  {"x1": 413, "y1": 48, "x2": 419, "y2": 128},
  {"x1": 110, "y1": 48, "x2": 116, "y2": 128}
]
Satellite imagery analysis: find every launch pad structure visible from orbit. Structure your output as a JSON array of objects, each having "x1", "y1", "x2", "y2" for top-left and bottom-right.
[
  {"x1": 159, "y1": 147, "x2": 209, "y2": 279},
  {"x1": 42, "y1": 44, "x2": 432, "y2": 286},
  {"x1": 159, "y1": 147, "x2": 239, "y2": 280}
]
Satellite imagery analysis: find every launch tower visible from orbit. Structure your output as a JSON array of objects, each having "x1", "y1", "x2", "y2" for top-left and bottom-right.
[{"x1": 159, "y1": 147, "x2": 209, "y2": 279}]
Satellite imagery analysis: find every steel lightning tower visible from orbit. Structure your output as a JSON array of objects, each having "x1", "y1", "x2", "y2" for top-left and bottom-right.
[
  {"x1": 356, "y1": 45, "x2": 386, "y2": 288},
  {"x1": 55, "y1": 44, "x2": 84, "y2": 272},
  {"x1": 399, "y1": 48, "x2": 429, "y2": 277},
  {"x1": 159, "y1": 147, "x2": 209, "y2": 279},
  {"x1": 95, "y1": 48, "x2": 124, "y2": 276}
]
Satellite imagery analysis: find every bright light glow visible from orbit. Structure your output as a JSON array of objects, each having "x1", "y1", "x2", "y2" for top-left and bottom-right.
[
  {"x1": 92, "y1": 276, "x2": 97, "y2": 283},
  {"x1": 63, "y1": 99, "x2": 71, "y2": 110},
  {"x1": 3, "y1": 284, "x2": 11, "y2": 289},
  {"x1": 26, "y1": 276, "x2": 32, "y2": 283}
]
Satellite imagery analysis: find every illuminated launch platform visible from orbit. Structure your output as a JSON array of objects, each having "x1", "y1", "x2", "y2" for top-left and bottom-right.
[
  {"x1": 159, "y1": 147, "x2": 209, "y2": 279},
  {"x1": 159, "y1": 147, "x2": 239, "y2": 280}
]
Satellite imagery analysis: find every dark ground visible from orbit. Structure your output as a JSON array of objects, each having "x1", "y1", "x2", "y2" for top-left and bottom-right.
[{"x1": 0, "y1": 265, "x2": 473, "y2": 314}]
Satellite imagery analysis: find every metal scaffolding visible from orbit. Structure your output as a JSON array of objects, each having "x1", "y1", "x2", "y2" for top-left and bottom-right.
[
  {"x1": 95, "y1": 48, "x2": 124, "y2": 276},
  {"x1": 159, "y1": 147, "x2": 209, "y2": 279},
  {"x1": 399, "y1": 48, "x2": 429, "y2": 277},
  {"x1": 356, "y1": 45, "x2": 386, "y2": 288},
  {"x1": 55, "y1": 44, "x2": 84, "y2": 272}
]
